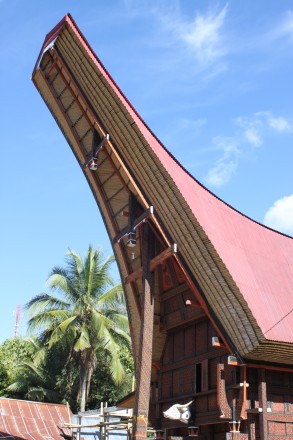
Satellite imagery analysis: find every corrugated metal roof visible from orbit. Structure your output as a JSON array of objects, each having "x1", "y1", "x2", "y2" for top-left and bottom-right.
[{"x1": 0, "y1": 398, "x2": 72, "y2": 440}]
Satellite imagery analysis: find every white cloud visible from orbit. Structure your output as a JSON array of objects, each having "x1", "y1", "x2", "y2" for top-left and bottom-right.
[
  {"x1": 145, "y1": 2, "x2": 229, "y2": 71},
  {"x1": 268, "y1": 116, "x2": 292, "y2": 132},
  {"x1": 235, "y1": 111, "x2": 292, "y2": 148},
  {"x1": 205, "y1": 136, "x2": 240, "y2": 187},
  {"x1": 263, "y1": 195, "x2": 293, "y2": 236},
  {"x1": 244, "y1": 128, "x2": 263, "y2": 147},
  {"x1": 180, "y1": 4, "x2": 228, "y2": 65},
  {"x1": 235, "y1": 115, "x2": 263, "y2": 147},
  {"x1": 277, "y1": 10, "x2": 293, "y2": 42},
  {"x1": 205, "y1": 109, "x2": 292, "y2": 188},
  {"x1": 205, "y1": 160, "x2": 238, "y2": 187}
]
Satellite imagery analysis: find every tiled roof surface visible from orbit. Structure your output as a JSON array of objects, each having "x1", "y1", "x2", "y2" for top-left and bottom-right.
[
  {"x1": 33, "y1": 14, "x2": 293, "y2": 358},
  {"x1": 64, "y1": 14, "x2": 293, "y2": 344}
]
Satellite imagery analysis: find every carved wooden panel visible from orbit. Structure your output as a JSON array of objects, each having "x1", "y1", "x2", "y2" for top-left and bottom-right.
[
  {"x1": 196, "y1": 320, "x2": 208, "y2": 354},
  {"x1": 172, "y1": 369, "x2": 181, "y2": 396},
  {"x1": 217, "y1": 363, "x2": 232, "y2": 419},
  {"x1": 224, "y1": 363, "x2": 235, "y2": 386},
  {"x1": 268, "y1": 393, "x2": 293, "y2": 414},
  {"x1": 173, "y1": 330, "x2": 184, "y2": 361},
  {"x1": 162, "y1": 336, "x2": 173, "y2": 366},
  {"x1": 162, "y1": 265, "x2": 173, "y2": 291},
  {"x1": 182, "y1": 365, "x2": 195, "y2": 394},
  {"x1": 173, "y1": 261, "x2": 186, "y2": 284},
  {"x1": 272, "y1": 400, "x2": 286, "y2": 413},
  {"x1": 165, "y1": 310, "x2": 182, "y2": 328},
  {"x1": 226, "y1": 434, "x2": 249, "y2": 440},
  {"x1": 287, "y1": 423, "x2": 293, "y2": 435},
  {"x1": 209, "y1": 358, "x2": 218, "y2": 389},
  {"x1": 268, "y1": 421, "x2": 286, "y2": 435},
  {"x1": 184, "y1": 325, "x2": 195, "y2": 358},
  {"x1": 172, "y1": 365, "x2": 194, "y2": 396},
  {"x1": 208, "y1": 393, "x2": 218, "y2": 410},
  {"x1": 161, "y1": 371, "x2": 172, "y2": 398},
  {"x1": 164, "y1": 296, "x2": 180, "y2": 314},
  {"x1": 194, "y1": 395, "x2": 208, "y2": 413}
]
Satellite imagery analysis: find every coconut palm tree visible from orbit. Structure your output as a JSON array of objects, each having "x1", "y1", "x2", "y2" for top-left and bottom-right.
[{"x1": 26, "y1": 246, "x2": 131, "y2": 411}]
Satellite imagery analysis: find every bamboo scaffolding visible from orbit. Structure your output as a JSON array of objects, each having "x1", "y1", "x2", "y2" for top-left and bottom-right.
[{"x1": 67, "y1": 403, "x2": 138, "y2": 440}]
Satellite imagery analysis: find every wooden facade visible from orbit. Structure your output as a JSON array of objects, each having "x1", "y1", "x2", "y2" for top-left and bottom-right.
[{"x1": 32, "y1": 14, "x2": 293, "y2": 440}]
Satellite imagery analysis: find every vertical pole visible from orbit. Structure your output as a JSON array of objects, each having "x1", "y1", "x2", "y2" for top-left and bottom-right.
[
  {"x1": 258, "y1": 369, "x2": 268, "y2": 440},
  {"x1": 100, "y1": 402, "x2": 104, "y2": 440},
  {"x1": 133, "y1": 223, "x2": 154, "y2": 440},
  {"x1": 76, "y1": 413, "x2": 81, "y2": 440}
]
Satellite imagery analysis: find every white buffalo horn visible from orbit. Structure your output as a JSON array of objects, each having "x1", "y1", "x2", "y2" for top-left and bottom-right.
[{"x1": 176, "y1": 401, "x2": 193, "y2": 409}]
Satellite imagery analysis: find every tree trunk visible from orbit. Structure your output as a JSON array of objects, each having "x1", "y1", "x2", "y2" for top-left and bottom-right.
[
  {"x1": 78, "y1": 349, "x2": 97, "y2": 412},
  {"x1": 79, "y1": 352, "x2": 88, "y2": 412}
]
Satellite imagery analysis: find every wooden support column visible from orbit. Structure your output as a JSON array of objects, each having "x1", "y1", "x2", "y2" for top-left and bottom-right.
[
  {"x1": 258, "y1": 369, "x2": 268, "y2": 440},
  {"x1": 133, "y1": 223, "x2": 154, "y2": 440},
  {"x1": 217, "y1": 363, "x2": 232, "y2": 419}
]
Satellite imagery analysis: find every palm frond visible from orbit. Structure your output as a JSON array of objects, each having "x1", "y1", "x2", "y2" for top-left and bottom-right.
[
  {"x1": 74, "y1": 326, "x2": 91, "y2": 351},
  {"x1": 25, "y1": 293, "x2": 70, "y2": 315},
  {"x1": 27, "y1": 309, "x2": 72, "y2": 333},
  {"x1": 99, "y1": 327, "x2": 125, "y2": 384},
  {"x1": 97, "y1": 285, "x2": 125, "y2": 311},
  {"x1": 67, "y1": 249, "x2": 84, "y2": 278},
  {"x1": 26, "y1": 386, "x2": 61, "y2": 402},
  {"x1": 18, "y1": 361, "x2": 48, "y2": 382},
  {"x1": 47, "y1": 270, "x2": 80, "y2": 303},
  {"x1": 24, "y1": 245, "x2": 131, "y2": 410},
  {"x1": 49, "y1": 316, "x2": 78, "y2": 347},
  {"x1": 6, "y1": 379, "x2": 28, "y2": 393}
]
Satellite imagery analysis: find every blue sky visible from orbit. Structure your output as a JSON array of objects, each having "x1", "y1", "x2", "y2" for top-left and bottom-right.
[{"x1": 0, "y1": 0, "x2": 292, "y2": 342}]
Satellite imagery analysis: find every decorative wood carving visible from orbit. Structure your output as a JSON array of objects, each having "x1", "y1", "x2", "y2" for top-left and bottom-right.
[
  {"x1": 133, "y1": 224, "x2": 154, "y2": 440},
  {"x1": 217, "y1": 363, "x2": 232, "y2": 419}
]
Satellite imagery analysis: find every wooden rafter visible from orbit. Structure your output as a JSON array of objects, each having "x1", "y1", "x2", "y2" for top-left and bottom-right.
[
  {"x1": 44, "y1": 47, "x2": 172, "y2": 251},
  {"x1": 113, "y1": 206, "x2": 154, "y2": 244},
  {"x1": 125, "y1": 244, "x2": 177, "y2": 284}
]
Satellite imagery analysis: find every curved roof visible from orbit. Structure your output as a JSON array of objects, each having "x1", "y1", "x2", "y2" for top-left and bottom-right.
[{"x1": 32, "y1": 14, "x2": 293, "y2": 364}]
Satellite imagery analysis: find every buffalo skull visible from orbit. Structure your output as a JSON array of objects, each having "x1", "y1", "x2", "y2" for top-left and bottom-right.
[{"x1": 163, "y1": 401, "x2": 193, "y2": 424}]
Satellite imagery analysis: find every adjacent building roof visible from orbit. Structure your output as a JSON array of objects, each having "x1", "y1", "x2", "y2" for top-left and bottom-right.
[
  {"x1": 32, "y1": 14, "x2": 293, "y2": 365},
  {"x1": 0, "y1": 398, "x2": 72, "y2": 440}
]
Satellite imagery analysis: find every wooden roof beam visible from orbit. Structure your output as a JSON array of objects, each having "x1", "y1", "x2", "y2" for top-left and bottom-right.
[
  {"x1": 83, "y1": 132, "x2": 109, "y2": 169},
  {"x1": 113, "y1": 206, "x2": 154, "y2": 244},
  {"x1": 125, "y1": 243, "x2": 177, "y2": 284}
]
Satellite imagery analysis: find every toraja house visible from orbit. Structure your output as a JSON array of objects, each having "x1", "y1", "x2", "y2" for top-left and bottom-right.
[{"x1": 32, "y1": 14, "x2": 293, "y2": 440}]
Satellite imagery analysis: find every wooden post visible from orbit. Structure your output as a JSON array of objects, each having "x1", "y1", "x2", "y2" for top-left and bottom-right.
[
  {"x1": 132, "y1": 223, "x2": 154, "y2": 440},
  {"x1": 100, "y1": 402, "x2": 104, "y2": 440},
  {"x1": 76, "y1": 413, "x2": 81, "y2": 440},
  {"x1": 258, "y1": 369, "x2": 268, "y2": 440}
]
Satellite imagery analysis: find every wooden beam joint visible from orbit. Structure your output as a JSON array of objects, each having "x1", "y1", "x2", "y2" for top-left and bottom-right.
[
  {"x1": 113, "y1": 206, "x2": 154, "y2": 244},
  {"x1": 83, "y1": 133, "x2": 110, "y2": 169},
  {"x1": 125, "y1": 244, "x2": 177, "y2": 284}
]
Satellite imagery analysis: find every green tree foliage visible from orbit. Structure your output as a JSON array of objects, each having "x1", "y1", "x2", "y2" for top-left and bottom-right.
[
  {"x1": 5, "y1": 338, "x2": 63, "y2": 402},
  {"x1": 0, "y1": 337, "x2": 36, "y2": 397},
  {"x1": 25, "y1": 246, "x2": 133, "y2": 411}
]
